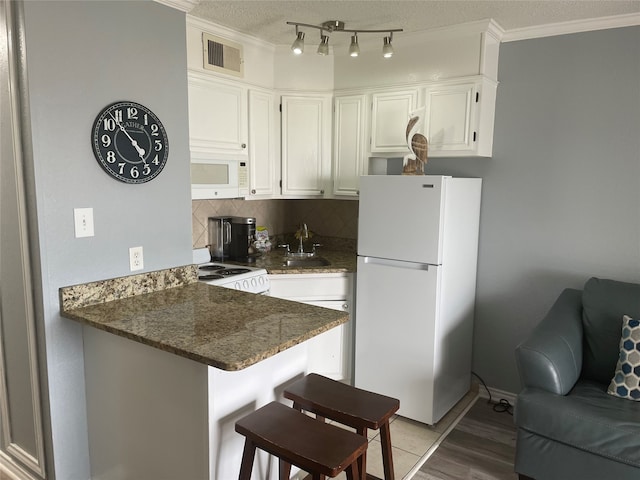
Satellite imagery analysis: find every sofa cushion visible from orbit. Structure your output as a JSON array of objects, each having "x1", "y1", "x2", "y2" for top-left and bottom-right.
[
  {"x1": 581, "y1": 278, "x2": 640, "y2": 384},
  {"x1": 608, "y1": 316, "x2": 640, "y2": 401},
  {"x1": 516, "y1": 381, "x2": 640, "y2": 468}
]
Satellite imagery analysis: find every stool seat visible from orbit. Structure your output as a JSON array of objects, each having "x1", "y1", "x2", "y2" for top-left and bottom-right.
[
  {"x1": 284, "y1": 373, "x2": 399, "y2": 430},
  {"x1": 284, "y1": 374, "x2": 400, "y2": 480},
  {"x1": 235, "y1": 401, "x2": 368, "y2": 480}
]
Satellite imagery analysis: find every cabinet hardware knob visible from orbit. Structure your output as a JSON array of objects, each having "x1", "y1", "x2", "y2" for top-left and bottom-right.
[
  {"x1": 342, "y1": 304, "x2": 348, "y2": 310},
  {"x1": 251, "y1": 189, "x2": 256, "y2": 194},
  {"x1": 320, "y1": 190, "x2": 324, "y2": 194},
  {"x1": 241, "y1": 143, "x2": 247, "y2": 149}
]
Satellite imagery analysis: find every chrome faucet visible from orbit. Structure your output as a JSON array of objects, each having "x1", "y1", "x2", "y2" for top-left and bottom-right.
[{"x1": 297, "y1": 223, "x2": 308, "y2": 253}]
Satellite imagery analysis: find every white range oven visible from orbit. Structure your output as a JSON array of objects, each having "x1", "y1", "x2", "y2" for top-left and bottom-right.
[{"x1": 192, "y1": 248, "x2": 270, "y2": 295}]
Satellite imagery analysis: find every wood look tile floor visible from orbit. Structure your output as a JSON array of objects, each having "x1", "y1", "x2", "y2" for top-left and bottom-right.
[
  {"x1": 299, "y1": 385, "x2": 480, "y2": 480},
  {"x1": 414, "y1": 399, "x2": 517, "y2": 480}
]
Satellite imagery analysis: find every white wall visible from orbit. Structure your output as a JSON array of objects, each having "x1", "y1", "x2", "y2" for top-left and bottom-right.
[
  {"x1": 22, "y1": 2, "x2": 192, "y2": 478},
  {"x1": 274, "y1": 45, "x2": 335, "y2": 92}
]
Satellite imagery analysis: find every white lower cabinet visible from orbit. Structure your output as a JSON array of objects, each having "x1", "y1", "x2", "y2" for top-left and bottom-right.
[{"x1": 268, "y1": 273, "x2": 353, "y2": 382}]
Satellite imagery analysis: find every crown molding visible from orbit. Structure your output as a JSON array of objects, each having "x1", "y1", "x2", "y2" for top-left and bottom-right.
[
  {"x1": 503, "y1": 12, "x2": 640, "y2": 42},
  {"x1": 154, "y1": 0, "x2": 198, "y2": 13},
  {"x1": 400, "y1": 18, "x2": 505, "y2": 44}
]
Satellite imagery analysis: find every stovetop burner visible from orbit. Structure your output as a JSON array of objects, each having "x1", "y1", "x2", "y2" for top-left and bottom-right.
[
  {"x1": 198, "y1": 273, "x2": 225, "y2": 281},
  {"x1": 193, "y1": 249, "x2": 270, "y2": 294},
  {"x1": 218, "y1": 268, "x2": 251, "y2": 276},
  {"x1": 199, "y1": 265, "x2": 226, "y2": 271}
]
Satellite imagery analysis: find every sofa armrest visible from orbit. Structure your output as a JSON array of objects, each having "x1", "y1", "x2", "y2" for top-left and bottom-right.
[{"x1": 515, "y1": 289, "x2": 583, "y2": 395}]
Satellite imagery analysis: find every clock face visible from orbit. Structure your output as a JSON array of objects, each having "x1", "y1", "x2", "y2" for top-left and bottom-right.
[{"x1": 91, "y1": 101, "x2": 169, "y2": 184}]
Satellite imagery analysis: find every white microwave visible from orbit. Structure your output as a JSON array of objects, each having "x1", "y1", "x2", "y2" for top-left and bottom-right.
[{"x1": 191, "y1": 154, "x2": 248, "y2": 200}]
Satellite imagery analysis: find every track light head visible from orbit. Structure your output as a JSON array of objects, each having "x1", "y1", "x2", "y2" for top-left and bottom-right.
[
  {"x1": 317, "y1": 34, "x2": 329, "y2": 56},
  {"x1": 349, "y1": 34, "x2": 359, "y2": 57},
  {"x1": 383, "y1": 35, "x2": 393, "y2": 58},
  {"x1": 291, "y1": 30, "x2": 305, "y2": 55}
]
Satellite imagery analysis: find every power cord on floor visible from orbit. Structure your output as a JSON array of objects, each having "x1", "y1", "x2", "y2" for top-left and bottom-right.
[{"x1": 472, "y1": 371, "x2": 513, "y2": 415}]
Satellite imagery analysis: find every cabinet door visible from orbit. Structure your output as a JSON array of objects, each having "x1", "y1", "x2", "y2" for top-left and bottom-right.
[
  {"x1": 370, "y1": 89, "x2": 418, "y2": 153},
  {"x1": 268, "y1": 273, "x2": 353, "y2": 382},
  {"x1": 333, "y1": 95, "x2": 367, "y2": 197},
  {"x1": 281, "y1": 95, "x2": 331, "y2": 196},
  {"x1": 304, "y1": 300, "x2": 350, "y2": 381},
  {"x1": 424, "y1": 83, "x2": 476, "y2": 155},
  {"x1": 248, "y1": 90, "x2": 277, "y2": 197},
  {"x1": 187, "y1": 73, "x2": 248, "y2": 156}
]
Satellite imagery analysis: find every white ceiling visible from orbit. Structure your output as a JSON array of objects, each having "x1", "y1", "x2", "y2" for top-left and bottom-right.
[{"x1": 187, "y1": 0, "x2": 640, "y2": 46}]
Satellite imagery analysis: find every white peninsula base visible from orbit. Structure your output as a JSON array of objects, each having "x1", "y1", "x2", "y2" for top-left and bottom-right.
[{"x1": 83, "y1": 326, "x2": 309, "y2": 480}]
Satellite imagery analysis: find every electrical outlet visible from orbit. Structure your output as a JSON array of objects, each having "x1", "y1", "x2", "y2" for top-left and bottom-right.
[
  {"x1": 74, "y1": 208, "x2": 94, "y2": 238},
  {"x1": 129, "y1": 246, "x2": 144, "y2": 271}
]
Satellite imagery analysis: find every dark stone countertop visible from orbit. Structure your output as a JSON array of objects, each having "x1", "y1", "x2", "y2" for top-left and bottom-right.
[
  {"x1": 230, "y1": 249, "x2": 357, "y2": 275},
  {"x1": 59, "y1": 265, "x2": 348, "y2": 371}
]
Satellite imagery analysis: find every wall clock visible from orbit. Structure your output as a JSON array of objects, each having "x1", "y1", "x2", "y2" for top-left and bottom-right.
[{"x1": 91, "y1": 101, "x2": 169, "y2": 184}]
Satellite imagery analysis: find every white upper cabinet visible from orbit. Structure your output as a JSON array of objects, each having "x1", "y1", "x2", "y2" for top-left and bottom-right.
[
  {"x1": 281, "y1": 94, "x2": 332, "y2": 197},
  {"x1": 247, "y1": 89, "x2": 277, "y2": 197},
  {"x1": 424, "y1": 77, "x2": 497, "y2": 157},
  {"x1": 425, "y1": 82, "x2": 475, "y2": 154},
  {"x1": 370, "y1": 89, "x2": 419, "y2": 153},
  {"x1": 187, "y1": 72, "x2": 248, "y2": 157},
  {"x1": 333, "y1": 94, "x2": 367, "y2": 197}
]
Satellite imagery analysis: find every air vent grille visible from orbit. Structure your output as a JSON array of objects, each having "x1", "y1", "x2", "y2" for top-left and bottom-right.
[{"x1": 203, "y1": 33, "x2": 243, "y2": 77}]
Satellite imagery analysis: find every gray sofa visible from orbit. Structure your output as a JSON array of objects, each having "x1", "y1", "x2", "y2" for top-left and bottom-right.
[{"x1": 514, "y1": 277, "x2": 640, "y2": 480}]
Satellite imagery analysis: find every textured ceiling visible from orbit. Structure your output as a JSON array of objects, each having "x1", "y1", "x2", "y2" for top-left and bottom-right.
[{"x1": 188, "y1": 0, "x2": 640, "y2": 46}]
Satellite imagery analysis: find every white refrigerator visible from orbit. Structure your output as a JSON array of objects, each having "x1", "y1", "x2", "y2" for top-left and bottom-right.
[{"x1": 354, "y1": 175, "x2": 482, "y2": 425}]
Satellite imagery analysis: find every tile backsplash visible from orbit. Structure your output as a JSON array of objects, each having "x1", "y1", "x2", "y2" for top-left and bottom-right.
[{"x1": 192, "y1": 199, "x2": 359, "y2": 248}]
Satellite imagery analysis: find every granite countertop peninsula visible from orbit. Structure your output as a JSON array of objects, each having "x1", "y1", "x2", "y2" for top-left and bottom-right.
[{"x1": 59, "y1": 265, "x2": 348, "y2": 371}]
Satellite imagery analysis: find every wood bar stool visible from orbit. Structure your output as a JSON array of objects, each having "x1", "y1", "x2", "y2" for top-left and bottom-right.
[
  {"x1": 284, "y1": 374, "x2": 400, "y2": 480},
  {"x1": 235, "y1": 401, "x2": 368, "y2": 480}
]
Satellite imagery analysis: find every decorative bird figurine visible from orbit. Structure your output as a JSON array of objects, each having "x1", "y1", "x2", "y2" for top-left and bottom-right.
[{"x1": 403, "y1": 107, "x2": 428, "y2": 175}]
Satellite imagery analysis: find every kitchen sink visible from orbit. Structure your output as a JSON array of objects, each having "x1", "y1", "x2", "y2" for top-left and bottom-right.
[{"x1": 282, "y1": 255, "x2": 330, "y2": 268}]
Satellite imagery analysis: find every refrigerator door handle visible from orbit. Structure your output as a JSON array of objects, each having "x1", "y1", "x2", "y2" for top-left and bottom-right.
[{"x1": 362, "y1": 256, "x2": 432, "y2": 270}]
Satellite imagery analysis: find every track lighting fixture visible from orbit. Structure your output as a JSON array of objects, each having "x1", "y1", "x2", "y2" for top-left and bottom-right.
[
  {"x1": 290, "y1": 27, "x2": 305, "y2": 55},
  {"x1": 287, "y1": 20, "x2": 402, "y2": 58}
]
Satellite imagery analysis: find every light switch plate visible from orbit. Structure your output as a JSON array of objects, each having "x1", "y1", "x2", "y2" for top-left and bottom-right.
[{"x1": 74, "y1": 208, "x2": 94, "y2": 238}]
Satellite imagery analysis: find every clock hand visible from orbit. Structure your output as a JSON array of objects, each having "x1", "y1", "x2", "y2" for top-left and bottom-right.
[{"x1": 108, "y1": 112, "x2": 147, "y2": 162}]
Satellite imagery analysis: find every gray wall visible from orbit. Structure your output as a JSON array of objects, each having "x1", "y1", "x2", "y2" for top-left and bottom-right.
[
  {"x1": 426, "y1": 26, "x2": 640, "y2": 393},
  {"x1": 22, "y1": 2, "x2": 192, "y2": 478}
]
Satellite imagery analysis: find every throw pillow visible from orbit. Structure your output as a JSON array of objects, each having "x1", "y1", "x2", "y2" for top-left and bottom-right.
[{"x1": 607, "y1": 315, "x2": 640, "y2": 401}]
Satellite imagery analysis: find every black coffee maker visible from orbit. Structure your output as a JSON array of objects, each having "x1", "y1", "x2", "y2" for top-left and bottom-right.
[{"x1": 229, "y1": 216, "x2": 257, "y2": 262}]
